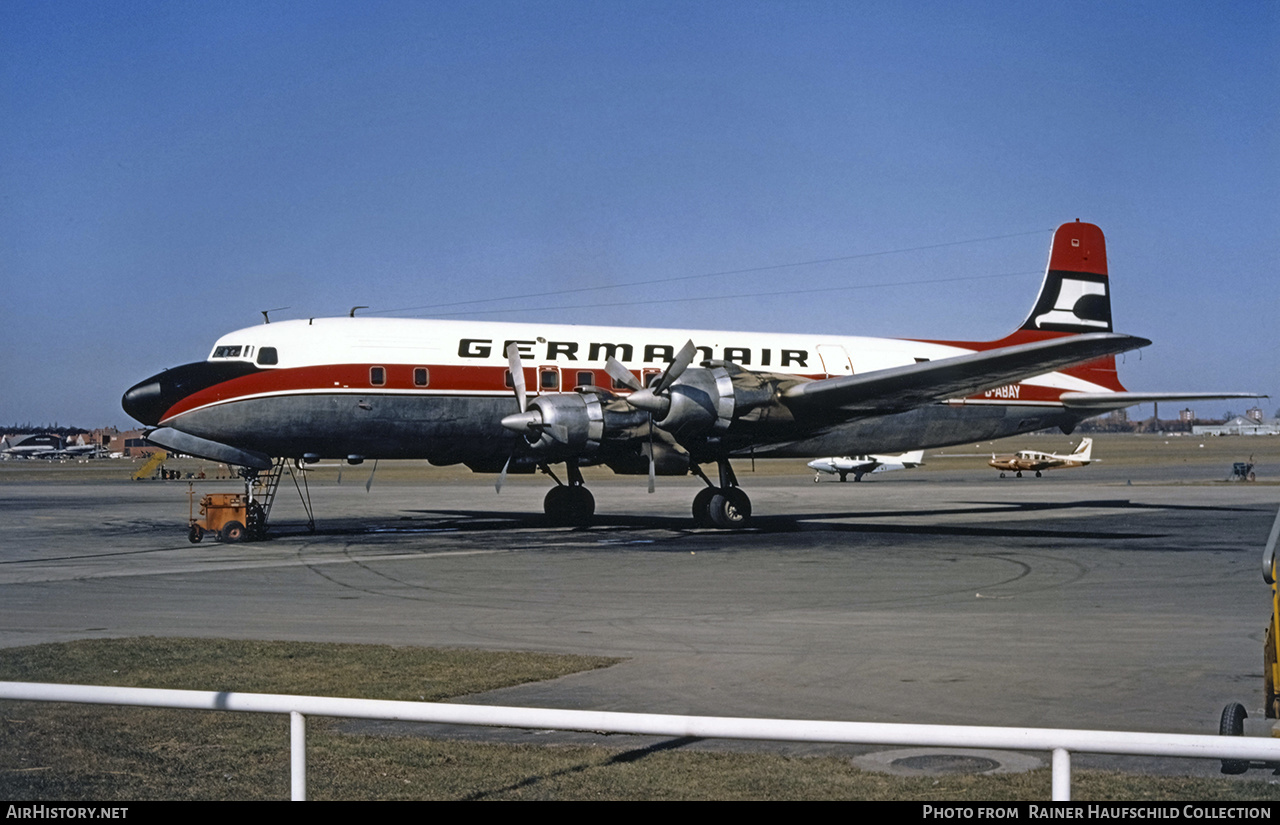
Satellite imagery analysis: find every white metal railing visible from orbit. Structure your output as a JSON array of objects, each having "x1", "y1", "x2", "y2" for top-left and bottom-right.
[{"x1": 3, "y1": 681, "x2": 1278, "y2": 801}]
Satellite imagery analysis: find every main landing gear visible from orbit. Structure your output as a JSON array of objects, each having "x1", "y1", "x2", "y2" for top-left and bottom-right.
[
  {"x1": 541, "y1": 461, "x2": 595, "y2": 527},
  {"x1": 535, "y1": 458, "x2": 753, "y2": 530},
  {"x1": 691, "y1": 460, "x2": 752, "y2": 529}
]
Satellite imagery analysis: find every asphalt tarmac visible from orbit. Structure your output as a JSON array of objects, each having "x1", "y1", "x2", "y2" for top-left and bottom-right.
[{"x1": 2, "y1": 447, "x2": 1278, "y2": 778}]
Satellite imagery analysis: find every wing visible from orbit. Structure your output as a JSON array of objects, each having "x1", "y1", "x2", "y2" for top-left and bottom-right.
[
  {"x1": 1060, "y1": 391, "x2": 1265, "y2": 412},
  {"x1": 781, "y1": 332, "x2": 1150, "y2": 416}
]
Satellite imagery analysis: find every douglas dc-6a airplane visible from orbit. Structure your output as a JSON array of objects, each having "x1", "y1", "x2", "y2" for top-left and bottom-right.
[
  {"x1": 990, "y1": 438, "x2": 1094, "y2": 478},
  {"x1": 122, "y1": 222, "x2": 1257, "y2": 528}
]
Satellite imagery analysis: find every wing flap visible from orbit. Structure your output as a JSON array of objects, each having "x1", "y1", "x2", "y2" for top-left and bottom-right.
[{"x1": 781, "y1": 332, "x2": 1151, "y2": 414}]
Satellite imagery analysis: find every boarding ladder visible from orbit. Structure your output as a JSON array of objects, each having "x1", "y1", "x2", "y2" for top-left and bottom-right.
[{"x1": 243, "y1": 458, "x2": 316, "y2": 538}]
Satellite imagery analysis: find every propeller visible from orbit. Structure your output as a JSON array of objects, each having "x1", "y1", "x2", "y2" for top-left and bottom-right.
[
  {"x1": 495, "y1": 343, "x2": 529, "y2": 493},
  {"x1": 605, "y1": 339, "x2": 697, "y2": 493},
  {"x1": 606, "y1": 339, "x2": 697, "y2": 417}
]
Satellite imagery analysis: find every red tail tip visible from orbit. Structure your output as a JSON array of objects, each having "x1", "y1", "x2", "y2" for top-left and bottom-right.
[{"x1": 1049, "y1": 222, "x2": 1107, "y2": 276}]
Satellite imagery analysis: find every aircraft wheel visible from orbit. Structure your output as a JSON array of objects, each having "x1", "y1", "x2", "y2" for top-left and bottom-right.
[
  {"x1": 1035, "y1": 471, "x2": 1042, "y2": 478},
  {"x1": 1219, "y1": 702, "x2": 1249, "y2": 774},
  {"x1": 544, "y1": 485, "x2": 594, "y2": 527},
  {"x1": 188, "y1": 525, "x2": 204, "y2": 544},
  {"x1": 838, "y1": 472, "x2": 847, "y2": 483},
  {"x1": 708, "y1": 487, "x2": 752, "y2": 529},
  {"x1": 247, "y1": 501, "x2": 267, "y2": 540},
  {"x1": 813, "y1": 474, "x2": 820, "y2": 483},
  {"x1": 1015, "y1": 471, "x2": 1022, "y2": 478},
  {"x1": 692, "y1": 487, "x2": 717, "y2": 527},
  {"x1": 999, "y1": 472, "x2": 1006, "y2": 478},
  {"x1": 221, "y1": 520, "x2": 246, "y2": 543}
]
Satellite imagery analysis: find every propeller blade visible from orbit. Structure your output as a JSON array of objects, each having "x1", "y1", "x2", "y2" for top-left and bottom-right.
[
  {"x1": 506, "y1": 343, "x2": 527, "y2": 413},
  {"x1": 605, "y1": 357, "x2": 642, "y2": 391},
  {"x1": 496, "y1": 455, "x2": 510, "y2": 493},
  {"x1": 654, "y1": 340, "x2": 697, "y2": 395},
  {"x1": 365, "y1": 459, "x2": 378, "y2": 493},
  {"x1": 647, "y1": 417, "x2": 656, "y2": 494}
]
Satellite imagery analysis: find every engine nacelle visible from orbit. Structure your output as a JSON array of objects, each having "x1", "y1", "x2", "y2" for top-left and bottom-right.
[
  {"x1": 654, "y1": 362, "x2": 786, "y2": 440},
  {"x1": 517, "y1": 390, "x2": 648, "y2": 460}
]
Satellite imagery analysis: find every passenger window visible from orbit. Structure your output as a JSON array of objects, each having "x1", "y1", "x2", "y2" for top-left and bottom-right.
[
  {"x1": 257, "y1": 347, "x2": 278, "y2": 366},
  {"x1": 576, "y1": 371, "x2": 594, "y2": 387},
  {"x1": 540, "y1": 369, "x2": 559, "y2": 390},
  {"x1": 414, "y1": 367, "x2": 429, "y2": 387},
  {"x1": 370, "y1": 366, "x2": 386, "y2": 386}
]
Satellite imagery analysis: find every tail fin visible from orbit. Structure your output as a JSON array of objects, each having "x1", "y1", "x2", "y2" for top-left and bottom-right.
[
  {"x1": 1018, "y1": 222, "x2": 1126, "y2": 392},
  {"x1": 1072, "y1": 438, "x2": 1093, "y2": 461},
  {"x1": 1018, "y1": 221, "x2": 1111, "y2": 334}
]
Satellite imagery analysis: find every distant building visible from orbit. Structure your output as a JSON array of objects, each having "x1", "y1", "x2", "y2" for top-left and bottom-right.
[
  {"x1": 1247, "y1": 407, "x2": 1264, "y2": 422},
  {"x1": 1179, "y1": 408, "x2": 1195, "y2": 423},
  {"x1": 1192, "y1": 416, "x2": 1280, "y2": 436}
]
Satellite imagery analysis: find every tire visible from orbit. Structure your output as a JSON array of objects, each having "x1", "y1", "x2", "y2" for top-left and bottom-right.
[
  {"x1": 544, "y1": 486, "x2": 594, "y2": 527},
  {"x1": 692, "y1": 487, "x2": 717, "y2": 527},
  {"x1": 1219, "y1": 702, "x2": 1249, "y2": 774},
  {"x1": 221, "y1": 520, "x2": 246, "y2": 543},
  {"x1": 247, "y1": 501, "x2": 267, "y2": 540},
  {"x1": 188, "y1": 525, "x2": 203, "y2": 544},
  {"x1": 708, "y1": 487, "x2": 752, "y2": 529}
]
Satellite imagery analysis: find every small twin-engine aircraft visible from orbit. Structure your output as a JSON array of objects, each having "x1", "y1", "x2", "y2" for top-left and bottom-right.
[
  {"x1": 807, "y1": 451, "x2": 924, "y2": 483},
  {"x1": 121, "y1": 221, "x2": 1258, "y2": 529},
  {"x1": 989, "y1": 437, "x2": 1094, "y2": 478}
]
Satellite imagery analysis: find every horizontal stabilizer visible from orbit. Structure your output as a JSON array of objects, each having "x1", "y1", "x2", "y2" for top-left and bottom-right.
[
  {"x1": 1059, "y1": 391, "x2": 1266, "y2": 412},
  {"x1": 783, "y1": 332, "x2": 1150, "y2": 414}
]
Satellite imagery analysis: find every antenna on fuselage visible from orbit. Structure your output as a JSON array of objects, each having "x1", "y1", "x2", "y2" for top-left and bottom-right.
[
  {"x1": 260, "y1": 307, "x2": 290, "y2": 324},
  {"x1": 350, "y1": 306, "x2": 368, "y2": 317}
]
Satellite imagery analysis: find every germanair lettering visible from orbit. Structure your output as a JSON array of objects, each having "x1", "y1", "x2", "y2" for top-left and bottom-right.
[
  {"x1": 459, "y1": 338, "x2": 492, "y2": 358},
  {"x1": 546, "y1": 341, "x2": 578, "y2": 361},
  {"x1": 458, "y1": 337, "x2": 813, "y2": 370},
  {"x1": 644, "y1": 344, "x2": 674, "y2": 363},
  {"x1": 781, "y1": 349, "x2": 807, "y2": 367},
  {"x1": 984, "y1": 384, "x2": 1021, "y2": 399},
  {"x1": 589, "y1": 343, "x2": 633, "y2": 361},
  {"x1": 503, "y1": 340, "x2": 536, "y2": 359}
]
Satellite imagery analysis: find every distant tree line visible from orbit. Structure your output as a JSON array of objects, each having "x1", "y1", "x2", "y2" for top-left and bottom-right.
[{"x1": 1, "y1": 423, "x2": 89, "y2": 436}]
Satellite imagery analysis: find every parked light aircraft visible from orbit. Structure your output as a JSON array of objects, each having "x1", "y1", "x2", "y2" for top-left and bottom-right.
[
  {"x1": 808, "y1": 451, "x2": 924, "y2": 483},
  {"x1": 989, "y1": 438, "x2": 1093, "y2": 478},
  {"x1": 122, "y1": 221, "x2": 1258, "y2": 528}
]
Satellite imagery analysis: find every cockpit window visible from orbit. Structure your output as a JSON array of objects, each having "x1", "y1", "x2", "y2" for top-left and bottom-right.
[
  {"x1": 257, "y1": 347, "x2": 278, "y2": 366},
  {"x1": 213, "y1": 346, "x2": 243, "y2": 358}
]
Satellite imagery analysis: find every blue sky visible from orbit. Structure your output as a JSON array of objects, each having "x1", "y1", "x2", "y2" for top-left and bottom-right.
[{"x1": 3, "y1": 1, "x2": 1276, "y2": 428}]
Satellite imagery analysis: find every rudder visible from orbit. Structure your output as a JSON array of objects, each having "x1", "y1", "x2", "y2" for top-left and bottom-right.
[{"x1": 1019, "y1": 221, "x2": 1112, "y2": 334}]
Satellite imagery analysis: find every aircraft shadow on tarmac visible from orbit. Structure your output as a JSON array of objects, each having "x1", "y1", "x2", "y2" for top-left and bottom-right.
[{"x1": 256, "y1": 497, "x2": 1263, "y2": 543}]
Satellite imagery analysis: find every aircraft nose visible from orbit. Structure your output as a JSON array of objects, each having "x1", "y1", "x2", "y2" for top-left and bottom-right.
[
  {"x1": 122, "y1": 360, "x2": 262, "y2": 426},
  {"x1": 121, "y1": 377, "x2": 166, "y2": 426}
]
